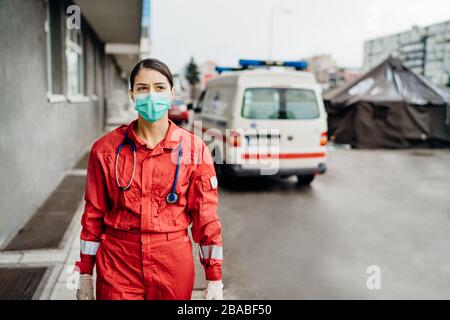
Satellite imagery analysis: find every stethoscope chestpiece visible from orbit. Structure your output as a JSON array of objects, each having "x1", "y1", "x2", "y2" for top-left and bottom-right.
[{"x1": 166, "y1": 192, "x2": 179, "y2": 204}]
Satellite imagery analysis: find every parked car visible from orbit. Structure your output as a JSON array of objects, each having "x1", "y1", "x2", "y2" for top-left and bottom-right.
[{"x1": 168, "y1": 99, "x2": 189, "y2": 125}]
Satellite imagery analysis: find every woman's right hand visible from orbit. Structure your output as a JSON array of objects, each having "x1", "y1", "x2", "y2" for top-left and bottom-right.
[{"x1": 76, "y1": 274, "x2": 95, "y2": 300}]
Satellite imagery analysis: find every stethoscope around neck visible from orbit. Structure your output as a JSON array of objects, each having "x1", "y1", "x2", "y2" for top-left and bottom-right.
[{"x1": 115, "y1": 131, "x2": 183, "y2": 204}]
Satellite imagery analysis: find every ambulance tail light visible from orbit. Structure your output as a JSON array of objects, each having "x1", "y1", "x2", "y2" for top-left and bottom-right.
[
  {"x1": 320, "y1": 132, "x2": 328, "y2": 146},
  {"x1": 228, "y1": 130, "x2": 241, "y2": 147}
]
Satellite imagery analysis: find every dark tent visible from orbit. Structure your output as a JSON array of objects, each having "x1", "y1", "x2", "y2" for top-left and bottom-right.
[{"x1": 323, "y1": 56, "x2": 450, "y2": 148}]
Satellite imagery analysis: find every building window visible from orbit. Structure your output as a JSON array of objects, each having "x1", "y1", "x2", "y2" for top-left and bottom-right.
[
  {"x1": 66, "y1": 27, "x2": 84, "y2": 97},
  {"x1": 45, "y1": 0, "x2": 64, "y2": 101},
  {"x1": 241, "y1": 88, "x2": 320, "y2": 120}
]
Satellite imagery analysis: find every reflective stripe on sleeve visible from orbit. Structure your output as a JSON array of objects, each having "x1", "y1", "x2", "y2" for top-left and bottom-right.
[
  {"x1": 200, "y1": 245, "x2": 223, "y2": 260},
  {"x1": 80, "y1": 240, "x2": 100, "y2": 255}
]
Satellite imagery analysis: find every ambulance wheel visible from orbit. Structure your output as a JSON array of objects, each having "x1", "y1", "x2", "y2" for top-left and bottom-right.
[
  {"x1": 296, "y1": 174, "x2": 315, "y2": 185},
  {"x1": 214, "y1": 162, "x2": 223, "y2": 177},
  {"x1": 212, "y1": 148, "x2": 226, "y2": 181}
]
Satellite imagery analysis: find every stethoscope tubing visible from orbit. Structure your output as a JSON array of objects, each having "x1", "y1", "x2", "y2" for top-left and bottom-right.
[
  {"x1": 166, "y1": 144, "x2": 183, "y2": 204},
  {"x1": 115, "y1": 143, "x2": 137, "y2": 191},
  {"x1": 115, "y1": 131, "x2": 182, "y2": 204}
]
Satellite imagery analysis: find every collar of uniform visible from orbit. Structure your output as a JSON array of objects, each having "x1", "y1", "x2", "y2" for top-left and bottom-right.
[
  {"x1": 160, "y1": 119, "x2": 181, "y2": 150},
  {"x1": 127, "y1": 118, "x2": 180, "y2": 151}
]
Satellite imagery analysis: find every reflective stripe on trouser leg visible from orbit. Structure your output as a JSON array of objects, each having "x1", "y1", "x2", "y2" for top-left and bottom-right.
[
  {"x1": 80, "y1": 240, "x2": 100, "y2": 255},
  {"x1": 200, "y1": 245, "x2": 223, "y2": 260}
]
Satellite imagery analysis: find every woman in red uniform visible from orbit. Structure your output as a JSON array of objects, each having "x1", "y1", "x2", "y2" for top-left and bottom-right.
[{"x1": 75, "y1": 58, "x2": 223, "y2": 300}]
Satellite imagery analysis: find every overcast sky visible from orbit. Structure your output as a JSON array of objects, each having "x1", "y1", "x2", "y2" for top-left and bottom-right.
[{"x1": 150, "y1": 0, "x2": 450, "y2": 74}]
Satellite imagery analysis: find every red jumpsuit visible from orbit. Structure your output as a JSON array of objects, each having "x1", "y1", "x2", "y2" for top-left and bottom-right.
[{"x1": 75, "y1": 119, "x2": 223, "y2": 300}]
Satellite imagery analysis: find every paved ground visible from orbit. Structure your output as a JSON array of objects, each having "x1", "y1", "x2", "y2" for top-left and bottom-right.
[
  {"x1": 47, "y1": 203, "x2": 223, "y2": 300},
  {"x1": 2, "y1": 128, "x2": 448, "y2": 299},
  {"x1": 220, "y1": 148, "x2": 450, "y2": 299}
]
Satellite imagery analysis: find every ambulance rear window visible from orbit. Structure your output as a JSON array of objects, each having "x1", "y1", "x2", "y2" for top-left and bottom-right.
[{"x1": 241, "y1": 88, "x2": 320, "y2": 120}]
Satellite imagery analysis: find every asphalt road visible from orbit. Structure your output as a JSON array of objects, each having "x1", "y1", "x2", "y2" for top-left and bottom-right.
[{"x1": 219, "y1": 148, "x2": 450, "y2": 299}]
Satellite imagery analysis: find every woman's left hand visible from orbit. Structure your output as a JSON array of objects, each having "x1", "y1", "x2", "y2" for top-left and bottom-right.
[{"x1": 205, "y1": 280, "x2": 224, "y2": 300}]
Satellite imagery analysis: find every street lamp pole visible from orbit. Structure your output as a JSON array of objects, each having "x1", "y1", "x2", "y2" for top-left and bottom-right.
[{"x1": 268, "y1": 5, "x2": 291, "y2": 60}]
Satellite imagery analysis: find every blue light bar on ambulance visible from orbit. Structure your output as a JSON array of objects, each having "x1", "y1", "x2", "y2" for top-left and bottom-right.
[
  {"x1": 238, "y1": 59, "x2": 308, "y2": 70},
  {"x1": 215, "y1": 66, "x2": 242, "y2": 74}
]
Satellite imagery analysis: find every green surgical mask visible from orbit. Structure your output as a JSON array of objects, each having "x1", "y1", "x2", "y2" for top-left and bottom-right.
[{"x1": 134, "y1": 92, "x2": 171, "y2": 122}]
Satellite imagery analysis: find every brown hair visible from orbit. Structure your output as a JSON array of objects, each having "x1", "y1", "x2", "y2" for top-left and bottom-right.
[{"x1": 129, "y1": 58, "x2": 174, "y2": 89}]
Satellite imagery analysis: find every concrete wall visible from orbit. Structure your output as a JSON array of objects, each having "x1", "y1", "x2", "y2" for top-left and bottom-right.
[
  {"x1": 0, "y1": 0, "x2": 128, "y2": 246},
  {"x1": 104, "y1": 55, "x2": 132, "y2": 121}
]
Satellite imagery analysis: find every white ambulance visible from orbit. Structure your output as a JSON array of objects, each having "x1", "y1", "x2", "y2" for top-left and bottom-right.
[{"x1": 192, "y1": 60, "x2": 328, "y2": 184}]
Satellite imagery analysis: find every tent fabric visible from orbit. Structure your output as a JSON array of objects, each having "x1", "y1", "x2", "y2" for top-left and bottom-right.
[{"x1": 324, "y1": 56, "x2": 450, "y2": 148}]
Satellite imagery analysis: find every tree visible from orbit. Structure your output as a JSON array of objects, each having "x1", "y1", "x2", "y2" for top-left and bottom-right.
[{"x1": 185, "y1": 57, "x2": 200, "y2": 100}]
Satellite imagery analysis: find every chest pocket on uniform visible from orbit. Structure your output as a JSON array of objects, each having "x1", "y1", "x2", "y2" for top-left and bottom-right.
[
  {"x1": 156, "y1": 162, "x2": 190, "y2": 213},
  {"x1": 103, "y1": 152, "x2": 142, "y2": 215},
  {"x1": 157, "y1": 181, "x2": 188, "y2": 212},
  {"x1": 120, "y1": 186, "x2": 141, "y2": 215}
]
